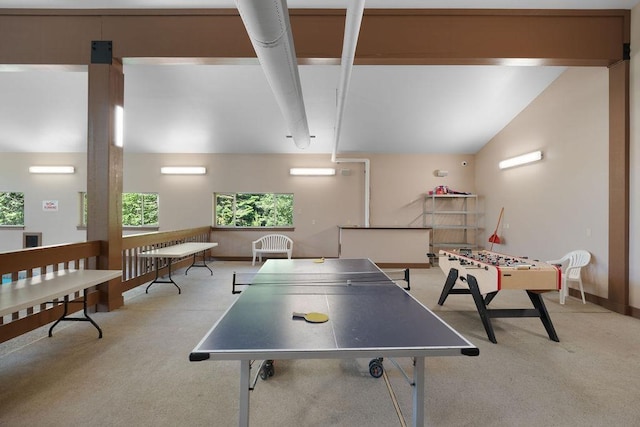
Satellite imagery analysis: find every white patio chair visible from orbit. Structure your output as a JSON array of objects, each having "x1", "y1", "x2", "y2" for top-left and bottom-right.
[{"x1": 547, "y1": 250, "x2": 591, "y2": 304}]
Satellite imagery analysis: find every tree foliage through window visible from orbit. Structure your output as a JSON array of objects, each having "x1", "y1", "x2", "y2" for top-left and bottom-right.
[
  {"x1": 215, "y1": 193, "x2": 293, "y2": 227},
  {"x1": 122, "y1": 193, "x2": 159, "y2": 226},
  {"x1": 80, "y1": 192, "x2": 159, "y2": 227},
  {"x1": 0, "y1": 192, "x2": 24, "y2": 226}
]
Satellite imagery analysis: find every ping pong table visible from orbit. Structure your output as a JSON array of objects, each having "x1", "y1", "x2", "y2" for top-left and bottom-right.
[{"x1": 190, "y1": 258, "x2": 478, "y2": 427}]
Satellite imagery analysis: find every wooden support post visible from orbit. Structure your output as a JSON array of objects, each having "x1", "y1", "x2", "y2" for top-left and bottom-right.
[{"x1": 87, "y1": 41, "x2": 124, "y2": 311}]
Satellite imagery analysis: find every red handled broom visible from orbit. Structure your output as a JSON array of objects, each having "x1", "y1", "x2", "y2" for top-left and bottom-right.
[{"x1": 488, "y1": 207, "x2": 504, "y2": 251}]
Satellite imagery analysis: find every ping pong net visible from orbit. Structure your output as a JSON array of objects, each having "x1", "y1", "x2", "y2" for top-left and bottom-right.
[{"x1": 231, "y1": 269, "x2": 410, "y2": 294}]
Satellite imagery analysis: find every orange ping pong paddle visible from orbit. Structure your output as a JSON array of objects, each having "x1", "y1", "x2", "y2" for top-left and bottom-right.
[{"x1": 292, "y1": 312, "x2": 329, "y2": 323}]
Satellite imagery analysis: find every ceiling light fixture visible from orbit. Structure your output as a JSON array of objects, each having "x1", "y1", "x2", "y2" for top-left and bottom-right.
[
  {"x1": 160, "y1": 166, "x2": 207, "y2": 175},
  {"x1": 499, "y1": 150, "x2": 543, "y2": 170},
  {"x1": 29, "y1": 166, "x2": 75, "y2": 174},
  {"x1": 289, "y1": 168, "x2": 336, "y2": 176}
]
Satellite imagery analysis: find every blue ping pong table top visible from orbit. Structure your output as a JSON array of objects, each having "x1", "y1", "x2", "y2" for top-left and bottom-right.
[{"x1": 191, "y1": 258, "x2": 478, "y2": 360}]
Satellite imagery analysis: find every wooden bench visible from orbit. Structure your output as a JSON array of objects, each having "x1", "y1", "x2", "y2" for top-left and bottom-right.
[
  {"x1": 0, "y1": 269, "x2": 122, "y2": 339},
  {"x1": 252, "y1": 234, "x2": 293, "y2": 266}
]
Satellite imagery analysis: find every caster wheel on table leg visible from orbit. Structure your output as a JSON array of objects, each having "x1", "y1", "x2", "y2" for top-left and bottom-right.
[
  {"x1": 260, "y1": 360, "x2": 275, "y2": 380},
  {"x1": 369, "y1": 358, "x2": 384, "y2": 378}
]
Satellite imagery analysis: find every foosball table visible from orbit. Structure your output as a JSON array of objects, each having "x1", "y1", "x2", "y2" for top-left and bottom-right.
[{"x1": 437, "y1": 249, "x2": 561, "y2": 343}]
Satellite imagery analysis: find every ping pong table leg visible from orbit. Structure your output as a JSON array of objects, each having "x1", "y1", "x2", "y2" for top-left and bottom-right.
[
  {"x1": 412, "y1": 356, "x2": 425, "y2": 427},
  {"x1": 239, "y1": 359, "x2": 251, "y2": 427}
]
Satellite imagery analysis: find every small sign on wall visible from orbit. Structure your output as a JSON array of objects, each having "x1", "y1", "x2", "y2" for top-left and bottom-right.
[{"x1": 42, "y1": 200, "x2": 59, "y2": 212}]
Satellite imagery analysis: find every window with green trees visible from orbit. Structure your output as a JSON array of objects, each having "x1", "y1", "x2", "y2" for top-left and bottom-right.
[
  {"x1": 0, "y1": 192, "x2": 25, "y2": 226},
  {"x1": 215, "y1": 192, "x2": 293, "y2": 227},
  {"x1": 80, "y1": 192, "x2": 159, "y2": 227},
  {"x1": 122, "y1": 193, "x2": 159, "y2": 226}
]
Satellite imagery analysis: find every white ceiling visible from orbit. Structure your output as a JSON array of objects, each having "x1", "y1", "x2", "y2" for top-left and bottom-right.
[
  {"x1": 0, "y1": 0, "x2": 637, "y2": 154},
  {"x1": 123, "y1": 64, "x2": 568, "y2": 154}
]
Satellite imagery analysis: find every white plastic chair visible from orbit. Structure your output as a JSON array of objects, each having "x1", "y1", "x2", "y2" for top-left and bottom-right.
[
  {"x1": 547, "y1": 250, "x2": 591, "y2": 304},
  {"x1": 252, "y1": 234, "x2": 293, "y2": 266}
]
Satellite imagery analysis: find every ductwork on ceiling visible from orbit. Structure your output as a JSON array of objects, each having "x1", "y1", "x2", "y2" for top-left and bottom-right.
[
  {"x1": 332, "y1": 1, "x2": 370, "y2": 227},
  {"x1": 235, "y1": 0, "x2": 311, "y2": 149},
  {"x1": 332, "y1": 0, "x2": 365, "y2": 162}
]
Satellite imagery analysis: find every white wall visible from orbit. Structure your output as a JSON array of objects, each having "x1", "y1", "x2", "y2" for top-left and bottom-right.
[
  {"x1": 1, "y1": 151, "x2": 476, "y2": 260},
  {"x1": 124, "y1": 152, "x2": 476, "y2": 258},
  {"x1": 476, "y1": 67, "x2": 610, "y2": 300},
  {"x1": 125, "y1": 153, "x2": 363, "y2": 258},
  {"x1": 0, "y1": 152, "x2": 87, "y2": 250},
  {"x1": 367, "y1": 153, "x2": 476, "y2": 227},
  {"x1": 474, "y1": 4, "x2": 640, "y2": 311}
]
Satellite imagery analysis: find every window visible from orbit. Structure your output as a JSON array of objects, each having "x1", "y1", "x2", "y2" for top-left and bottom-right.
[
  {"x1": 0, "y1": 192, "x2": 24, "y2": 226},
  {"x1": 79, "y1": 192, "x2": 159, "y2": 227},
  {"x1": 215, "y1": 192, "x2": 293, "y2": 227},
  {"x1": 122, "y1": 193, "x2": 159, "y2": 227}
]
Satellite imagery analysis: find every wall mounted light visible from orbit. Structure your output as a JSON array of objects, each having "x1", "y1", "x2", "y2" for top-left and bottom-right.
[
  {"x1": 114, "y1": 105, "x2": 124, "y2": 148},
  {"x1": 499, "y1": 150, "x2": 543, "y2": 170},
  {"x1": 160, "y1": 166, "x2": 207, "y2": 175},
  {"x1": 29, "y1": 166, "x2": 75, "y2": 174},
  {"x1": 289, "y1": 168, "x2": 336, "y2": 176},
  {"x1": 433, "y1": 169, "x2": 449, "y2": 177}
]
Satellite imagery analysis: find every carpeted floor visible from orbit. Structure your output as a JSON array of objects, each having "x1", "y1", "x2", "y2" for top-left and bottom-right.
[{"x1": 1, "y1": 261, "x2": 639, "y2": 426}]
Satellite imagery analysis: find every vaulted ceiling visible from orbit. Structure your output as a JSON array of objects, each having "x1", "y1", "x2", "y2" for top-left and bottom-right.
[{"x1": 0, "y1": 0, "x2": 637, "y2": 154}]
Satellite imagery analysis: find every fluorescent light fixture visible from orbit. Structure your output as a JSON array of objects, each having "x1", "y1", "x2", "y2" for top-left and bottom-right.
[
  {"x1": 160, "y1": 166, "x2": 207, "y2": 175},
  {"x1": 29, "y1": 166, "x2": 75, "y2": 174},
  {"x1": 114, "y1": 105, "x2": 124, "y2": 148},
  {"x1": 289, "y1": 168, "x2": 336, "y2": 176},
  {"x1": 499, "y1": 150, "x2": 543, "y2": 170}
]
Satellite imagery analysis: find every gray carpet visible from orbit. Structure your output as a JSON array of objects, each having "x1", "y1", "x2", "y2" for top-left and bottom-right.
[{"x1": 1, "y1": 261, "x2": 639, "y2": 426}]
